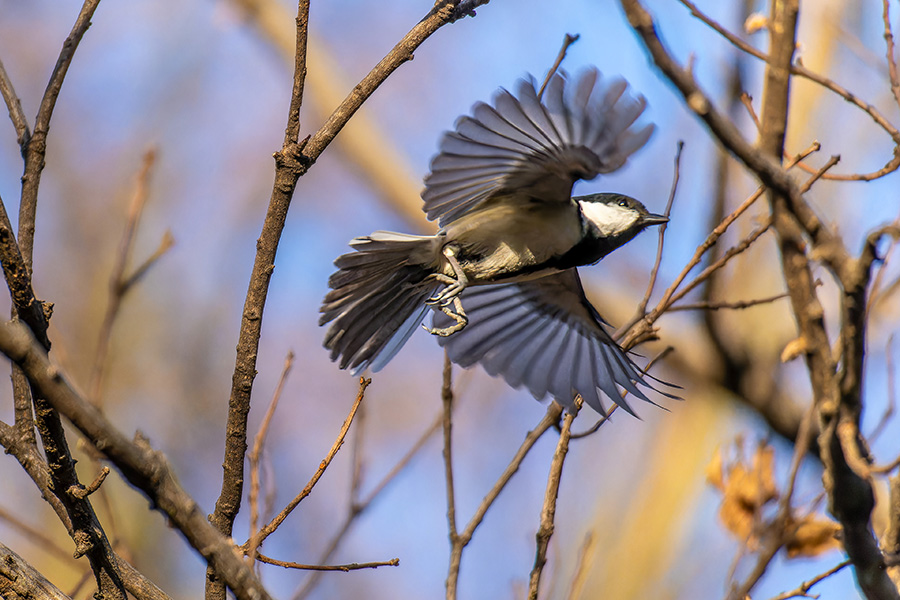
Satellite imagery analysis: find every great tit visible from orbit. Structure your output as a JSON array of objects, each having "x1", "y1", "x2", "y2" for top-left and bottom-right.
[{"x1": 320, "y1": 67, "x2": 673, "y2": 416}]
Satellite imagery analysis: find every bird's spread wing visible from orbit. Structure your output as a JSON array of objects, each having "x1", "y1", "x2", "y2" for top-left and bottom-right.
[
  {"x1": 433, "y1": 269, "x2": 668, "y2": 415},
  {"x1": 422, "y1": 67, "x2": 654, "y2": 227}
]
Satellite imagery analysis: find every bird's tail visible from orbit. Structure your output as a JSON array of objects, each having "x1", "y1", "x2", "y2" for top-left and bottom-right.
[{"x1": 320, "y1": 231, "x2": 440, "y2": 374}]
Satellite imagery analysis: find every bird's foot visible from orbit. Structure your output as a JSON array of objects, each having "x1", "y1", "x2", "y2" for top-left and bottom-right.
[{"x1": 423, "y1": 296, "x2": 468, "y2": 337}]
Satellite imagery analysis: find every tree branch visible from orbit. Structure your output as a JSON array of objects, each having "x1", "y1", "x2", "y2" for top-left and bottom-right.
[{"x1": 0, "y1": 320, "x2": 273, "y2": 600}]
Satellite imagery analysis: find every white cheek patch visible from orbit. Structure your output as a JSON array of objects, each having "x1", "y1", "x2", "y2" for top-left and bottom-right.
[{"x1": 579, "y1": 201, "x2": 639, "y2": 236}]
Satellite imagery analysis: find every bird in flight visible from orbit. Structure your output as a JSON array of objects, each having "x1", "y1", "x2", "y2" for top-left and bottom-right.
[{"x1": 321, "y1": 67, "x2": 675, "y2": 416}]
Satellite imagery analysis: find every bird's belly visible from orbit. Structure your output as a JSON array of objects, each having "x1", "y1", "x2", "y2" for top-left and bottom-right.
[
  {"x1": 440, "y1": 200, "x2": 583, "y2": 284},
  {"x1": 454, "y1": 240, "x2": 564, "y2": 284}
]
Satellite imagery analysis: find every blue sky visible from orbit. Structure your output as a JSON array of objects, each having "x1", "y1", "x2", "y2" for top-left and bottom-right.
[{"x1": 0, "y1": 0, "x2": 897, "y2": 598}]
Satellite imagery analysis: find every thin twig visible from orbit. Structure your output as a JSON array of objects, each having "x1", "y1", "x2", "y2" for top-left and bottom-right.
[
  {"x1": 0, "y1": 58, "x2": 30, "y2": 146},
  {"x1": 661, "y1": 152, "x2": 839, "y2": 315},
  {"x1": 538, "y1": 33, "x2": 580, "y2": 99},
  {"x1": 19, "y1": 0, "x2": 103, "y2": 269},
  {"x1": 256, "y1": 553, "x2": 399, "y2": 571},
  {"x1": 618, "y1": 141, "x2": 819, "y2": 337},
  {"x1": 443, "y1": 403, "x2": 563, "y2": 598},
  {"x1": 667, "y1": 217, "x2": 773, "y2": 310},
  {"x1": 209, "y1": 2, "x2": 313, "y2": 580},
  {"x1": 668, "y1": 292, "x2": 790, "y2": 312},
  {"x1": 292, "y1": 408, "x2": 444, "y2": 600},
  {"x1": 885, "y1": 0, "x2": 900, "y2": 110},
  {"x1": 677, "y1": 0, "x2": 900, "y2": 181},
  {"x1": 247, "y1": 351, "x2": 295, "y2": 565},
  {"x1": 635, "y1": 140, "x2": 683, "y2": 317},
  {"x1": 89, "y1": 149, "x2": 158, "y2": 404},
  {"x1": 247, "y1": 377, "x2": 370, "y2": 550},
  {"x1": 120, "y1": 230, "x2": 175, "y2": 291},
  {"x1": 766, "y1": 560, "x2": 851, "y2": 600},
  {"x1": 441, "y1": 353, "x2": 460, "y2": 599},
  {"x1": 528, "y1": 398, "x2": 581, "y2": 599},
  {"x1": 68, "y1": 466, "x2": 110, "y2": 499}
]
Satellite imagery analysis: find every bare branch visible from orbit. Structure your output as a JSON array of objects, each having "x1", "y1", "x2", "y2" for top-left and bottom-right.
[
  {"x1": 528, "y1": 398, "x2": 580, "y2": 599},
  {"x1": 212, "y1": 7, "x2": 474, "y2": 590},
  {"x1": 443, "y1": 403, "x2": 562, "y2": 598},
  {"x1": 89, "y1": 149, "x2": 159, "y2": 404},
  {"x1": 0, "y1": 542, "x2": 72, "y2": 600},
  {"x1": 19, "y1": 0, "x2": 103, "y2": 269},
  {"x1": 635, "y1": 140, "x2": 683, "y2": 317},
  {"x1": 538, "y1": 33, "x2": 580, "y2": 99},
  {"x1": 293, "y1": 408, "x2": 444, "y2": 600},
  {"x1": 678, "y1": 0, "x2": 900, "y2": 181},
  {"x1": 885, "y1": 0, "x2": 900, "y2": 111},
  {"x1": 68, "y1": 466, "x2": 110, "y2": 500},
  {"x1": 256, "y1": 554, "x2": 399, "y2": 572},
  {"x1": 247, "y1": 351, "x2": 295, "y2": 565},
  {"x1": 248, "y1": 377, "x2": 369, "y2": 550},
  {"x1": 0, "y1": 58, "x2": 30, "y2": 147},
  {"x1": 669, "y1": 292, "x2": 790, "y2": 313},
  {"x1": 0, "y1": 320, "x2": 273, "y2": 600},
  {"x1": 441, "y1": 354, "x2": 459, "y2": 600},
  {"x1": 766, "y1": 560, "x2": 851, "y2": 600}
]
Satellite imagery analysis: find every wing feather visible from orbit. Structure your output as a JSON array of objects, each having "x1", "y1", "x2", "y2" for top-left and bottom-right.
[
  {"x1": 423, "y1": 68, "x2": 654, "y2": 226},
  {"x1": 434, "y1": 269, "x2": 670, "y2": 415}
]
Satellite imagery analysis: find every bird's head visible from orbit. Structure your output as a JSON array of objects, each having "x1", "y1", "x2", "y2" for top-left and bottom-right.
[{"x1": 575, "y1": 193, "x2": 668, "y2": 240}]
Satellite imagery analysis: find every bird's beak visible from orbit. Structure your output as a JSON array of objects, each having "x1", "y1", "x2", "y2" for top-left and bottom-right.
[{"x1": 642, "y1": 212, "x2": 669, "y2": 226}]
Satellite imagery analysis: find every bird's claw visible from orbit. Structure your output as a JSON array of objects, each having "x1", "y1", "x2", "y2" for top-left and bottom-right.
[
  {"x1": 426, "y1": 280, "x2": 464, "y2": 306},
  {"x1": 423, "y1": 297, "x2": 468, "y2": 337}
]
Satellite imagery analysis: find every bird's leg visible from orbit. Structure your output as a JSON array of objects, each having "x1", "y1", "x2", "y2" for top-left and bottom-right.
[
  {"x1": 423, "y1": 245, "x2": 469, "y2": 336},
  {"x1": 426, "y1": 245, "x2": 468, "y2": 306}
]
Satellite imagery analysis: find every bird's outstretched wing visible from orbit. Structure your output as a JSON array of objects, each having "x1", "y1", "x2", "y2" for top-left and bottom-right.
[
  {"x1": 432, "y1": 269, "x2": 671, "y2": 415},
  {"x1": 422, "y1": 67, "x2": 654, "y2": 227}
]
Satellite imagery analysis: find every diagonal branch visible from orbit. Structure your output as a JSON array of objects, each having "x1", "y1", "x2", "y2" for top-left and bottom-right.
[{"x1": 0, "y1": 320, "x2": 273, "y2": 600}]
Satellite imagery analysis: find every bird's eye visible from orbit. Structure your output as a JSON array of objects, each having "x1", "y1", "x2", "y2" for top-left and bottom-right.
[{"x1": 617, "y1": 199, "x2": 628, "y2": 207}]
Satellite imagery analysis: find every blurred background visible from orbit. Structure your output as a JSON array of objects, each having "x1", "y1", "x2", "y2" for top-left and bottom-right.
[{"x1": 0, "y1": 0, "x2": 898, "y2": 598}]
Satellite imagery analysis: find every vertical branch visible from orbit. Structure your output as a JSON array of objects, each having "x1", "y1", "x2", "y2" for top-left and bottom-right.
[
  {"x1": 208, "y1": 4, "x2": 311, "y2": 595},
  {"x1": 212, "y1": 1, "x2": 467, "y2": 595},
  {"x1": 883, "y1": 0, "x2": 900, "y2": 111},
  {"x1": 441, "y1": 354, "x2": 459, "y2": 600},
  {"x1": 444, "y1": 403, "x2": 562, "y2": 599},
  {"x1": 634, "y1": 140, "x2": 682, "y2": 317},
  {"x1": 527, "y1": 400, "x2": 580, "y2": 600},
  {"x1": 246, "y1": 351, "x2": 294, "y2": 565},
  {"x1": 89, "y1": 149, "x2": 158, "y2": 404}
]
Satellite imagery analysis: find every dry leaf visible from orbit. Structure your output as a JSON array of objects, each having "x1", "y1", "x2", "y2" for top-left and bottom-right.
[
  {"x1": 710, "y1": 442, "x2": 779, "y2": 547},
  {"x1": 785, "y1": 515, "x2": 841, "y2": 558}
]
